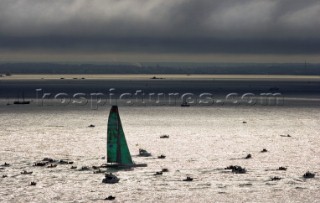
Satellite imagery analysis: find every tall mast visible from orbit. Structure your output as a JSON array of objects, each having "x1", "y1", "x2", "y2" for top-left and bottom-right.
[{"x1": 116, "y1": 110, "x2": 122, "y2": 164}]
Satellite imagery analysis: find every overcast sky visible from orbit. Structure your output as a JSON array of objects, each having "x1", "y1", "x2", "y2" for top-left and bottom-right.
[{"x1": 1, "y1": 0, "x2": 320, "y2": 63}]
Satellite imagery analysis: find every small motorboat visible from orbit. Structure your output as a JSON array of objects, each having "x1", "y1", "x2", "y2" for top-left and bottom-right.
[
  {"x1": 47, "y1": 164, "x2": 57, "y2": 168},
  {"x1": 280, "y1": 134, "x2": 291, "y2": 137},
  {"x1": 158, "y1": 155, "x2": 166, "y2": 159},
  {"x1": 225, "y1": 165, "x2": 247, "y2": 174},
  {"x1": 1, "y1": 162, "x2": 10, "y2": 167},
  {"x1": 59, "y1": 160, "x2": 73, "y2": 164},
  {"x1": 21, "y1": 170, "x2": 33, "y2": 175},
  {"x1": 13, "y1": 101, "x2": 30, "y2": 105},
  {"x1": 34, "y1": 162, "x2": 47, "y2": 167},
  {"x1": 180, "y1": 101, "x2": 190, "y2": 107},
  {"x1": 13, "y1": 92, "x2": 30, "y2": 105},
  {"x1": 102, "y1": 173, "x2": 120, "y2": 184},
  {"x1": 105, "y1": 195, "x2": 116, "y2": 200},
  {"x1": 154, "y1": 171, "x2": 163, "y2": 176},
  {"x1": 42, "y1": 158, "x2": 56, "y2": 163},
  {"x1": 79, "y1": 166, "x2": 90, "y2": 171},
  {"x1": 161, "y1": 168, "x2": 169, "y2": 172},
  {"x1": 270, "y1": 176, "x2": 282, "y2": 181},
  {"x1": 278, "y1": 166, "x2": 287, "y2": 171},
  {"x1": 160, "y1": 135, "x2": 169, "y2": 139},
  {"x1": 183, "y1": 177, "x2": 193, "y2": 181},
  {"x1": 93, "y1": 169, "x2": 105, "y2": 174},
  {"x1": 139, "y1": 149, "x2": 152, "y2": 157},
  {"x1": 303, "y1": 171, "x2": 315, "y2": 179},
  {"x1": 261, "y1": 148, "x2": 268, "y2": 153}
]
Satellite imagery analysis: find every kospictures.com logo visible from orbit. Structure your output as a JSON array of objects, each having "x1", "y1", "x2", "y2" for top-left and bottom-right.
[{"x1": 34, "y1": 88, "x2": 284, "y2": 109}]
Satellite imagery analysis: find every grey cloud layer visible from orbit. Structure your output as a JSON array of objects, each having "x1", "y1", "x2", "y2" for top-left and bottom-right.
[{"x1": 1, "y1": 0, "x2": 320, "y2": 54}]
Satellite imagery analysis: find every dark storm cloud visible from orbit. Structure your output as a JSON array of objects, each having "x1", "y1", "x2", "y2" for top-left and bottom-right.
[{"x1": 0, "y1": 0, "x2": 320, "y2": 54}]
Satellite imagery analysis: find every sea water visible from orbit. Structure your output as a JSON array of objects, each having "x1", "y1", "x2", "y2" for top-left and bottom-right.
[{"x1": 0, "y1": 105, "x2": 319, "y2": 202}]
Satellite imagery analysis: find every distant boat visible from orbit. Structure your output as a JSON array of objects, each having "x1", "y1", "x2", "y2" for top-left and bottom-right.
[
  {"x1": 13, "y1": 100, "x2": 30, "y2": 105},
  {"x1": 106, "y1": 106, "x2": 147, "y2": 168},
  {"x1": 138, "y1": 148, "x2": 152, "y2": 157},
  {"x1": 13, "y1": 92, "x2": 30, "y2": 105},
  {"x1": 181, "y1": 99, "x2": 190, "y2": 107}
]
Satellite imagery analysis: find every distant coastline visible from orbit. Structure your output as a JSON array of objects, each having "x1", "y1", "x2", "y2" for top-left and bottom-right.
[
  {"x1": 1, "y1": 74, "x2": 320, "y2": 81},
  {"x1": 0, "y1": 62, "x2": 319, "y2": 75}
]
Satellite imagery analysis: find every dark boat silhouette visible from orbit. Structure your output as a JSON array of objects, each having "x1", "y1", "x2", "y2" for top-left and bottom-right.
[
  {"x1": 13, "y1": 93, "x2": 30, "y2": 105},
  {"x1": 181, "y1": 98, "x2": 190, "y2": 107},
  {"x1": 13, "y1": 101, "x2": 30, "y2": 105}
]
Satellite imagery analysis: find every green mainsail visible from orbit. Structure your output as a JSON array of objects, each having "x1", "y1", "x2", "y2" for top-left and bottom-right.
[{"x1": 107, "y1": 106, "x2": 133, "y2": 166}]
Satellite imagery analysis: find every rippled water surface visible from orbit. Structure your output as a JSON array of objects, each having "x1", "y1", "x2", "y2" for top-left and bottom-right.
[{"x1": 0, "y1": 106, "x2": 320, "y2": 202}]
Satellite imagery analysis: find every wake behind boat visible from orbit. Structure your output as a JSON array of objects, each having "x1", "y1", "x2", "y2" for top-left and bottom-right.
[{"x1": 105, "y1": 106, "x2": 147, "y2": 168}]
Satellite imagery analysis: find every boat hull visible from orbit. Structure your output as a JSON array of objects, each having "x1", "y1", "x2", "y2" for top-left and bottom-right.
[
  {"x1": 103, "y1": 163, "x2": 147, "y2": 168},
  {"x1": 13, "y1": 101, "x2": 30, "y2": 105}
]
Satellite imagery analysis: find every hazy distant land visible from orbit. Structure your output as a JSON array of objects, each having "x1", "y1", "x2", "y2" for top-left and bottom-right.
[
  {"x1": 1, "y1": 74, "x2": 319, "y2": 108},
  {"x1": 1, "y1": 74, "x2": 320, "y2": 81},
  {"x1": 0, "y1": 62, "x2": 319, "y2": 75},
  {"x1": 1, "y1": 63, "x2": 319, "y2": 106}
]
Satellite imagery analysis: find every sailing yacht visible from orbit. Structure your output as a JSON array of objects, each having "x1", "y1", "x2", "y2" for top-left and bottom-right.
[{"x1": 106, "y1": 106, "x2": 147, "y2": 168}]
